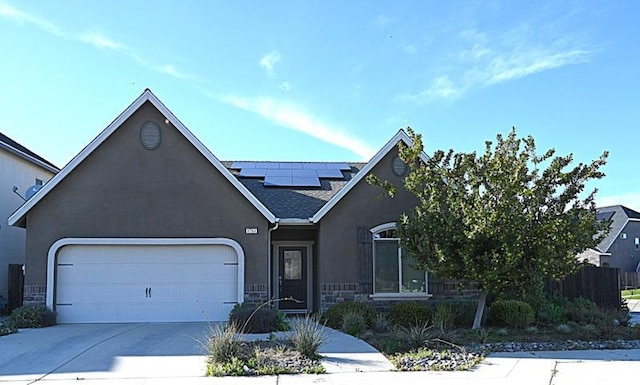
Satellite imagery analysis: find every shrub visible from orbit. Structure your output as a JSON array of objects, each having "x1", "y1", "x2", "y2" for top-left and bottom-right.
[
  {"x1": 400, "y1": 323, "x2": 433, "y2": 349},
  {"x1": 447, "y1": 300, "x2": 478, "y2": 327},
  {"x1": 566, "y1": 297, "x2": 600, "y2": 325},
  {"x1": 228, "y1": 303, "x2": 287, "y2": 333},
  {"x1": 388, "y1": 302, "x2": 433, "y2": 327},
  {"x1": 322, "y1": 302, "x2": 375, "y2": 329},
  {"x1": 341, "y1": 310, "x2": 366, "y2": 336},
  {"x1": 207, "y1": 323, "x2": 240, "y2": 364},
  {"x1": 373, "y1": 313, "x2": 390, "y2": 333},
  {"x1": 433, "y1": 303, "x2": 456, "y2": 333},
  {"x1": 536, "y1": 301, "x2": 568, "y2": 326},
  {"x1": 488, "y1": 300, "x2": 534, "y2": 328},
  {"x1": 288, "y1": 315, "x2": 327, "y2": 358},
  {"x1": 7, "y1": 305, "x2": 56, "y2": 328},
  {"x1": 0, "y1": 321, "x2": 17, "y2": 336}
]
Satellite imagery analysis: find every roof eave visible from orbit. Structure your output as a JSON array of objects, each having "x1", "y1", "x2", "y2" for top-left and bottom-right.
[{"x1": 0, "y1": 141, "x2": 59, "y2": 174}]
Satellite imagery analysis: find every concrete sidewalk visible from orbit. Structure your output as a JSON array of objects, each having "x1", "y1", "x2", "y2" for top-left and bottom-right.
[{"x1": 1, "y1": 322, "x2": 640, "y2": 384}]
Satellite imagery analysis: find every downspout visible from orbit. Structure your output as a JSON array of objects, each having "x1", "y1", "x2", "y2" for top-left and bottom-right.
[{"x1": 268, "y1": 219, "x2": 280, "y2": 302}]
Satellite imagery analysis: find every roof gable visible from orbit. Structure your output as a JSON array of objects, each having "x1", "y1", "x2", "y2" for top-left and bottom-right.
[
  {"x1": 596, "y1": 205, "x2": 640, "y2": 252},
  {"x1": 310, "y1": 129, "x2": 427, "y2": 223},
  {"x1": 9, "y1": 89, "x2": 276, "y2": 227}
]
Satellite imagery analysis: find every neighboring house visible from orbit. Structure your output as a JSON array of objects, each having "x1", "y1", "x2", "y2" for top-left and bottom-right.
[
  {"x1": 8, "y1": 89, "x2": 462, "y2": 324},
  {"x1": 0, "y1": 133, "x2": 58, "y2": 311},
  {"x1": 578, "y1": 205, "x2": 640, "y2": 272}
]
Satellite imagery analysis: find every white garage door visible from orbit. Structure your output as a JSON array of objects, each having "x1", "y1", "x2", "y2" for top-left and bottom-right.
[{"x1": 53, "y1": 242, "x2": 242, "y2": 323}]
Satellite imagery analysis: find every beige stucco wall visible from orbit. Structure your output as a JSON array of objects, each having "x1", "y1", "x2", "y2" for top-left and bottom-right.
[{"x1": 23, "y1": 101, "x2": 270, "y2": 289}]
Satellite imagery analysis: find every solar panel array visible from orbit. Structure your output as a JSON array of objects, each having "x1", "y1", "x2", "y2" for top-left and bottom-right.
[
  {"x1": 230, "y1": 162, "x2": 350, "y2": 187},
  {"x1": 597, "y1": 211, "x2": 615, "y2": 222}
]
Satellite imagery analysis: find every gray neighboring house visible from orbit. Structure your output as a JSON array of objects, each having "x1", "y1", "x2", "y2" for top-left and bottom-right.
[
  {"x1": 9, "y1": 89, "x2": 467, "y2": 324},
  {"x1": 578, "y1": 205, "x2": 640, "y2": 272},
  {"x1": 0, "y1": 132, "x2": 58, "y2": 311}
]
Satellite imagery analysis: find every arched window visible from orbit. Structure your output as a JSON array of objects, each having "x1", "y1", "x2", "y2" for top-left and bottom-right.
[{"x1": 371, "y1": 223, "x2": 427, "y2": 295}]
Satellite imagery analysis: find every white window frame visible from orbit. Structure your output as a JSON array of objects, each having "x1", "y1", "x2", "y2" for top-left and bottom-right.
[{"x1": 370, "y1": 222, "x2": 431, "y2": 300}]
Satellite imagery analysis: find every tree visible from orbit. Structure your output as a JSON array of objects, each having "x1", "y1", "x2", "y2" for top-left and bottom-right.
[{"x1": 371, "y1": 128, "x2": 609, "y2": 329}]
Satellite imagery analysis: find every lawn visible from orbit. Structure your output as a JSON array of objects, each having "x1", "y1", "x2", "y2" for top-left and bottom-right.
[{"x1": 622, "y1": 289, "x2": 640, "y2": 299}]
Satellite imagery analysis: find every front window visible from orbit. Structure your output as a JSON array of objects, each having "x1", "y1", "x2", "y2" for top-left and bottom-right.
[{"x1": 372, "y1": 223, "x2": 427, "y2": 294}]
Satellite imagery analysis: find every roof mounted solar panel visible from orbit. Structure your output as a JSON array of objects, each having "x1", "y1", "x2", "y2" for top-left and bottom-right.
[
  {"x1": 230, "y1": 161, "x2": 255, "y2": 169},
  {"x1": 239, "y1": 168, "x2": 268, "y2": 177},
  {"x1": 257, "y1": 162, "x2": 280, "y2": 169},
  {"x1": 266, "y1": 169, "x2": 292, "y2": 177},
  {"x1": 325, "y1": 162, "x2": 351, "y2": 170},
  {"x1": 280, "y1": 162, "x2": 304, "y2": 169},
  {"x1": 597, "y1": 211, "x2": 615, "y2": 222},
  {"x1": 302, "y1": 163, "x2": 327, "y2": 169},
  {"x1": 316, "y1": 169, "x2": 344, "y2": 178},
  {"x1": 292, "y1": 169, "x2": 317, "y2": 177},
  {"x1": 293, "y1": 177, "x2": 321, "y2": 187}
]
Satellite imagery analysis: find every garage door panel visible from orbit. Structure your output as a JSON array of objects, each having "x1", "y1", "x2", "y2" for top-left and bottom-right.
[{"x1": 55, "y1": 243, "x2": 242, "y2": 323}]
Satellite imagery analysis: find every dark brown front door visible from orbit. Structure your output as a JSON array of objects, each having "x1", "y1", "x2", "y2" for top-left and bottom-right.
[{"x1": 278, "y1": 247, "x2": 307, "y2": 311}]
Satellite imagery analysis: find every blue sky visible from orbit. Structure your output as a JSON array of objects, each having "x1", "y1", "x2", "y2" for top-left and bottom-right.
[{"x1": 1, "y1": 1, "x2": 638, "y2": 210}]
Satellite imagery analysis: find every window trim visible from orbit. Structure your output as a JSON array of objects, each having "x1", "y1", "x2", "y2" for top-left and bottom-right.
[{"x1": 370, "y1": 222, "x2": 431, "y2": 299}]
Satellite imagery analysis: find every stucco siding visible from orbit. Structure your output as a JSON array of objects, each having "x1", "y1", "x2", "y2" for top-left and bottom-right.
[
  {"x1": 605, "y1": 221, "x2": 640, "y2": 272},
  {"x1": 318, "y1": 147, "x2": 418, "y2": 284},
  {"x1": 0, "y1": 149, "x2": 55, "y2": 300},
  {"x1": 24, "y1": 102, "x2": 269, "y2": 289}
]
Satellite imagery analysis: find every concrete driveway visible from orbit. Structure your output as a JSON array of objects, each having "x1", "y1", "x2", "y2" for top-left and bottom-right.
[{"x1": 0, "y1": 323, "x2": 212, "y2": 383}]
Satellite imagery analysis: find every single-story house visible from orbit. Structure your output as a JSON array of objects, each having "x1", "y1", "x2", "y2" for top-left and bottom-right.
[
  {"x1": 9, "y1": 89, "x2": 463, "y2": 323},
  {"x1": 0, "y1": 132, "x2": 58, "y2": 311},
  {"x1": 578, "y1": 205, "x2": 640, "y2": 273}
]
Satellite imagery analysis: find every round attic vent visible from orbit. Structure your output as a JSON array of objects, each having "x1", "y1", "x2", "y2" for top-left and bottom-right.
[
  {"x1": 392, "y1": 156, "x2": 408, "y2": 176},
  {"x1": 140, "y1": 121, "x2": 161, "y2": 150}
]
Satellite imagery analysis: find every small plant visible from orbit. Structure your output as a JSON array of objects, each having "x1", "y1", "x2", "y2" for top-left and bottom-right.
[
  {"x1": 495, "y1": 327, "x2": 509, "y2": 336},
  {"x1": 555, "y1": 323, "x2": 572, "y2": 334},
  {"x1": 0, "y1": 321, "x2": 18, "y2": 336},
  {"x1": 341, "y1": 310, "x2": 366, "y2": 336},
  {"x1": 288, "y1": 315, "x2": 328, "y2": 358},
  {"x1": 488, "y1": 300, "x2": 534, "y2": 328},
  {"x1": 433, "y1": 303, "x2": 456, "y2": 333},
  {"x1": 388, "y1": 301, "x2": 433, "y2": 327},
  {"x1": 536, "y1": 301, "x2": 568, "y2": 326},
  {"x1": 228, "y1": 302, "x2": 288, "y2": 333},
  {"x1": 322, "y1": 302, "x2": 375, "y2": 329},
  {"x1": 566, "y1": 297, "x2": 601, "y2": 325},
  {"x1": 7, "y1": 305, "x2": 56, "y2": 328},
  {"x1": 373, "y1": 313, "x2": 390, "y2": 332},
  {"x1": 207, "y1": 323, "x2": 241, "y2": 364},
  {"x1": 400, "y1": 323, "x2": 433, "y2": 349},
  {"x1": 475, "y1": 328, "x2": 491, "y2": 343}
]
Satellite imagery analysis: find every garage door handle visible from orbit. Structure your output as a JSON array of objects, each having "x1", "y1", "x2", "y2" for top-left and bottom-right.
[
  {"x1": 148, "y1": 287, "x2": 152, "y2": 298},
  {"x1": 145, "y1": 287, "x2": 152, "y2": 298}
]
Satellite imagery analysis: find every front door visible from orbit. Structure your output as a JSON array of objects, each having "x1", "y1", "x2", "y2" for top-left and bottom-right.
[{"x1": 278, "y1": 246, "x2": 308, "y2": 311}]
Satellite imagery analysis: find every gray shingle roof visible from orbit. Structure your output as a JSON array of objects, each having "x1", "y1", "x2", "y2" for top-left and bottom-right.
[
  {"x1": 223, "y1": 161, "x2": 366, "y2": 219},
  {"x1": 596, "y1": 205, "x2": 640, "y2": 252}
]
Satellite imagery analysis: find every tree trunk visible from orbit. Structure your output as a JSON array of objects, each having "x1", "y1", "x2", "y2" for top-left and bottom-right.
[{"x1": 472, "y1": 292, "x2": 487, "y2": 329}]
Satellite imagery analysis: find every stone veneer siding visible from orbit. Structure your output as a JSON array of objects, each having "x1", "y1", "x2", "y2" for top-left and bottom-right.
[
  {"x1": 320, "y1": 280, "x2": 480, "y2": 313},
  {"x1": 244, "y1": 283, "x2": 269, "y2": 305},
  {"x1": 23, "y1": 284, "x2": 46, "y2": 306}
]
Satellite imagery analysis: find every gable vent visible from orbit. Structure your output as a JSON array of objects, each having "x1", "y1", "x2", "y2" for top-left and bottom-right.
[{"x1": 140, "y1": 121, "x2": 161, "y2": 150}]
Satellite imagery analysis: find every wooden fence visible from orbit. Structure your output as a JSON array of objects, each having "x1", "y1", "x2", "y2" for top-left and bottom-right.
[
  {"x1": 545, "y1": 265, "x2": 621, "y2": 309},
  {"x1": 8, "y1": 264, "x2": 24, "y2": 312},
  {"x1": 622, "y1": 272, "x2": 640, "y2": 289}
]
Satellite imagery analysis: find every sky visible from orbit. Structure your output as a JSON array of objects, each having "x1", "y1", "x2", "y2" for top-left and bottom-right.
[{"x1": 0, "y1": 1, "x2": 638, "y2": 211}]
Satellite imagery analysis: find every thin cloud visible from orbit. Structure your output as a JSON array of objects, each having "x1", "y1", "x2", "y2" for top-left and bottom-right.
[
  {"x1": 0, "y1": 1, "x2": 62, "y2": 35},
  {"x1": 279, "y1": 81, "x2": 292, "y2": 91},
  {"x1": 222, "y1": 95, "x2": 376, "y2": 160},
  {"x1": 400, "y1": 24, "x2": 593, "y2": 105},
  {"x1": 0, "y1": 3, "x2": 191, "y2": 81},
  {"x1": 259, "y1": 51, "x2": 281, "y2": 74},
  {"x1": 398, "y1": 76, "x2": 464, "y2": 104},
  {"x1": 80, "y1": 32, "x2": 123, "y2": 51},
  {"x1": 485, "y1": 49, "x2": 590, "y2": 85}
]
